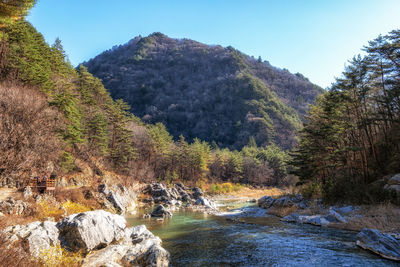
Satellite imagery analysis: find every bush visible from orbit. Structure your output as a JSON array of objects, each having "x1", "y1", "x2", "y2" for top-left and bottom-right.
[
  {"x1": 39, "y1": 245, "x2": 82, "y2": 266},
  {"x1": 62, "y1": 200, "x2": 90, "y2": 215},
  {"x1": 59, "y1": 151, "x2": 75, "y2": 173},
  {"x1": 208, "y1": 182, "x2": 243, "y2": 194}
]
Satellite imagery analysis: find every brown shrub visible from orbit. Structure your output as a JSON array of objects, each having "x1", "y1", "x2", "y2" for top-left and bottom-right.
[
  {"x1": 0, "y1": 82, "x2": 61, "y2": 186},
  {"x1": 342, "y1": 204, "x2": 400, "y2": 232}
]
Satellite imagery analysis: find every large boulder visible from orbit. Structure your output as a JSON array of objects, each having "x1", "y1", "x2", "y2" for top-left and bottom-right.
[
  {"x1": 192, "y1": 187, "x2": 203, "y2": 199},
  {"x1": 147, "y1": 183, "x2": 170, "y2": 198},
  {"x1": 57, "y1": 210, "x2": 126, "y2": 253},
  {"x1": 258, "y1": 196, "x2": 275, "y2": 209},
  {"x1": 258, "y1": 194, "x2": 307, "y2": 210},
  {"x1": 194, "y1": 197, "x2": 217, "y2": 209},
  {"x1": 281, "y1": 210, "x2": 346, "y2": 227},
  {"x1": 4, "y1": 221, "x2": 59, "y2": 257},
  {"x1": 384, "y1": 173, "x2": 400, "y2": 193},
  {"x1": 387, "y1": 174, "x2": 400, "y2": 185},
  {"x1": 82, "y1": 225, "x2": 169, "y2": 267},
  {"x1": 98, "y1": 184, "x2": 137, "y2": 215},
  {"x1": 357, "y1": 228, "x2": 400, "y2": 261},
  {"x1": 150, "y1": 205, "x2": 172, "y2": 218},
  {"x1": 325, "y1": 209, "x2": 347, "y2": 223}
]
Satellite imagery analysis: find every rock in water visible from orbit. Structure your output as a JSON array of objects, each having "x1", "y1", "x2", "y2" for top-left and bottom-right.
[
  {"x1": 258, "y1": 196, "x2": 275, "y2": 209},
  {"x1": 357, "y1": 228, "x2": 400, "y2": 261},
  {"x1": 57, "y1": 210, "x2": 126, "y2": 253},
  {"x1": 150, "y1": 205, "x2": 172, "y2": 218},
  {"x1": 194, "y1": 197, "x2": 217, "y2": 209}
]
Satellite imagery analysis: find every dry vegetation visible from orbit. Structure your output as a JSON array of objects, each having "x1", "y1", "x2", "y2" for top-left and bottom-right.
[
  {"x1": 341, "y1": 204, "x2": 400, "y2": 232},
  {"x1": 0, "y1": 82, "x2": 61, "y2": 186}
]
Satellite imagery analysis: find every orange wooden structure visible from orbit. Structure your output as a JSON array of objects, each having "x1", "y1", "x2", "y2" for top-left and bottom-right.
[{"x1": 29, "y1": 176, "x2": 56, "y2": 193}]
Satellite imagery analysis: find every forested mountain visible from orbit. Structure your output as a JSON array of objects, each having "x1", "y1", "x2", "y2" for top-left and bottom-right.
[
  {"x1": 0, "y1": 4, "x2": 294, "y2": 187},
  {"x1": 83, "y1": 33, "x2": 323, "y2": 150}
]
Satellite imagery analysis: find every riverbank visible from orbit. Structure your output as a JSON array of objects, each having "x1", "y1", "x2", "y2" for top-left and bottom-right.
[{"x1": 1, "y1": 181, "x2": 400, "y2": 265}]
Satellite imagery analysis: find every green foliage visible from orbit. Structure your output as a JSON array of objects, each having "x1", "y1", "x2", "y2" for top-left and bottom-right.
[
  {"x1": 84, "y1": 32, "x2": 322, "y2": 150},
  {"x1": 291, "y1": 29, "x2": 400, "y2": 204},
  {"x1": 50, "y1": 89, "x2": 84, "y2": 144},
  {"x1": 0, "y1": 0, "x2": 36, "y2": 26},
  {"x1": 147, "y1": 123, "x2": 173, "y2": 155},
  {"x1": 59, "y1": 151, "x2": 75, "y2": 172},
  {"x1": 107, "y1": 99, "x2": 137, "y2": 168},
  {"x1": 86, "y1": 112, "x2": 109, "y2": 155}
]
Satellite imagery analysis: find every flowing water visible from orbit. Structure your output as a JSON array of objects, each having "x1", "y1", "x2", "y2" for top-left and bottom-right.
[{"x1": 127, "y1": 202, "x2": 397, "y2": 266}]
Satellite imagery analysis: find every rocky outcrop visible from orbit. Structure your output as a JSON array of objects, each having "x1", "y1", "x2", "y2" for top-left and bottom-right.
[
  {"x1": 3, "y1": 221, "x2": 59, "y2": 257},
  {"x1": 57, "y1": 210, "x2": 126, "y2": 253},
  {"x1": 0, "y1": 197, "x2": 32, "y2": 216},
  {"x1": 3, "y1": 210, "x2": 170, "y2": 266},
  {"x1": 98, "y1": 184, "x2": 137, "y2": 215},
  {"x1": 258, "y1": 194, "x2": 308, "y2": 210},
  {"x1": 82, "y1": 225, "x2": 169, "y2": 267},
  {"x1": 282, "y1": 209, "x2": 347, "y2": 227},
  {"x1": 357, "y1": 228, "x2": 400, "y2": 261},
  {"x1": 145, "y1": 183, "x2": 216, "y2": 211},
  {"x1": 23, "y1": 186, "x2": 33, "y2": 199},
  {"x1": 384, "y1": 173, "x2": 400, "y2": 193},
  {"x1": 150, "y1": 205, "x2": 172, "y2": 218},
  {"x1": 195, "y1": 197, "x2": 217, "y2": 210}
]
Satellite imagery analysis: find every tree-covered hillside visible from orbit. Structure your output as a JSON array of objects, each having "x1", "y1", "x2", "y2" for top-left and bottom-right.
[
  {"x1": 0, "y1": 4, "x2": 294, "y2": 187},
  {"x1": 291, "y1": 30, "x2": 400, "y2": 204},
  {"x1": 83, "y1": 33, "x2": 323, "y2": 150}
]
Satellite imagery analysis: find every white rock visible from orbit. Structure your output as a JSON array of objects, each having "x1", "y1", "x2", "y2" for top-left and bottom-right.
[
  {"x1": 57, "y1": 210, "x2": 126, "y2": 253},
  {"x1": 3, "y1": 221, "x2": 59, "y2": 257}
]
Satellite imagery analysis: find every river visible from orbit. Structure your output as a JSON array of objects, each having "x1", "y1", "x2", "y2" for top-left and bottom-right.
[{"x1": 127, "y1": 201, "x2": 397, "y2": 266}]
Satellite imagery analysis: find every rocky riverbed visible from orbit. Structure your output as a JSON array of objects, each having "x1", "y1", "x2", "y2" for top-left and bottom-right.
[{"x1": 1, "y1": 180, "x2": 400, "y2": 266}]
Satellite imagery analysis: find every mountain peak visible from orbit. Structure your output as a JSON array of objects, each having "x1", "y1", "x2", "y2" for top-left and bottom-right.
[{"x1": 83, "y1": 36, "x2": 323, "y2": 149}]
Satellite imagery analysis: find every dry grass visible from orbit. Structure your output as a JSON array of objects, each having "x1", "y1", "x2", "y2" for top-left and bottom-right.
[
  {"x1": 341, "y1": 204, "x2": 400, "y2": 232},
  {"x1": 228, "y1": 186, "x2": 284, "y2": 199},
  {"x1": 55, "y1": 187, "x2": 101, "y2": 211},
  {"x1": 39, "y1": 245, "x2": 83, "y2": 267},
  {"x1": 266, "y1": 206, "x2": 298, "y2": 217}
]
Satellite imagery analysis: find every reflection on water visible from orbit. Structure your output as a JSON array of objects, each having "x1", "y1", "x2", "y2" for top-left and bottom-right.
[{"x1": 127, "y1": 204, "x2": 397, "y2": 267}]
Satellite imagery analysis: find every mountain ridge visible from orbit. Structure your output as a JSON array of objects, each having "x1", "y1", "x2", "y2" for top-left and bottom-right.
[{"x1": 83, "y1": 32, "x2": 323, "y2": 149}]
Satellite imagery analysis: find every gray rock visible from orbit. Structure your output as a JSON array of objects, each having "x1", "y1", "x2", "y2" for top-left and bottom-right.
[
  {"x1": 335, "y1": 206, "x2": 356, "y2": 215},
  {"x1": 301, "y1": 215, "x2": 330, "y2": 226},
  {"x1": 357, "y1": 228, "x2": 400, "y2": 261},
  {"x1": 98, "y1": 184, "x2": 136, "y2": 215},
  {"x1": 83, "y1": 225, "x2": 169, "y2": 267},
  {"x1": 4, "y1": 221, "x2": 59, "y2": 257},
  {"x1": 258, "y1": 194, "x2": 308, "y2": 210},
  {"x1": 57, "y1": 210, "x2": 126, "y2": 253},
  {"x1": 281, "y1": 213, "x2": 300, "y2": 223},
  {"x1": 387, "y1": 174, "x2": 400, "y2": 185},
  {"x1": 384, "y1": 184, "x2": 400, "y2": 193},
  {"x1": 151, "y1": 205, "x2": 172, "y2": 218},
  {"x1": 23, "y1": 186, "x2": 33, "y2": 198},
  {"x1": 326, "y1": 209, "x2": 347, "y2": 223},
  {"x1": 257, "y1": 196, "x2": 275, "y2": 209},
  {"x1": 0, "y1": 198, "x2": 32, "y2": 215},
  {"x1": 194, "y1": 197, "x2": 217, "y2": 209},
  {"x1": 192, "y1": 187, "x2": 204, "y2": 199}
]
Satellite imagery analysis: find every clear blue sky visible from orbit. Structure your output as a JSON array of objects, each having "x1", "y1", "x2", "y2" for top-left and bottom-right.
[{"x1": 28, "y1": 0, "x2": 400, "y2": 88}]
